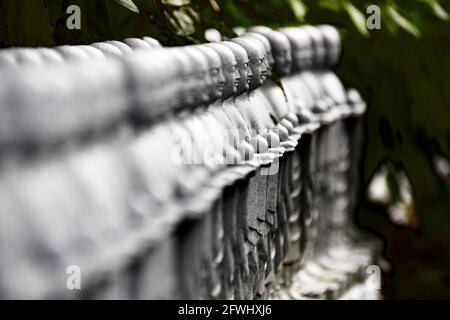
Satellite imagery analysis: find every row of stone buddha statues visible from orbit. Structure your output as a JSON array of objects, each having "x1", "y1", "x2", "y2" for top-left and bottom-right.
[{"x1": 0, "y1": 25, "x2": 380, "y2": 299}]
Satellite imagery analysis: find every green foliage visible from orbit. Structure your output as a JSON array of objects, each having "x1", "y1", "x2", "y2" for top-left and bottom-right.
[
  {"x1": 113, "y1": 0, "x2": 139, "y2": 13},
  {"x1": 0, "y1": 0, "x2": 449, "y2": 298},
  {"x1": 343, "y1": 1, "x2": 370, "y2": 37},
  {"x1": 0, "y1": 0, "x2": 448, "y2": 44}
]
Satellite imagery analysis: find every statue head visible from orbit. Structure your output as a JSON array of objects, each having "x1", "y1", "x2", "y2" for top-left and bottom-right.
[
  {"x1": 0, "y1": 49, "x2": 16, "y2": 66},
  {"x1": 279, "y1": 27, "x2": 313, "y2": 71},
  {"x1": 242, "y1": 32, "x2": 274, "y2": 76},
  {"x1": 193, "y1": 45, "x2": 225, "y2": 102},
  {"x1": 184, "y1": 46, "x2": 210, "y2": 106},
  {"x1": 231, "y1": 37, "x2": 267, "y2": 90},
  {"x1": 9, "y1": 49, "x2": 44, "y2": 65},
  {"x1": 168, "y1": 48, "x2": 195, "y2": 109},
  {"x1": 143, "y1": 37, "x2": 162, "y2": 48},
  {"x1": 125, "y1": 49, "x2": 179, "y2": 121},
  {"x1": 123, "y1": 38, "x2": 152, "y2": 50},
  {"x1": 221, "y1": 41, "x2": 250, "y2": 95},
  {"x1": 78, "y1": 45, "x2": 106, "y2": 60},
  {"x1": 205, "y1": 43, "x2": 239, "y2": 100},
  {"x1": 37, "y1": 48, "x2": 65, "y2": 64},
  {"x1": 301, "y1": 26, "x2": 327, "y2": 69},
  {"x1": 106, "y1": 40, "x2": 133, "y2": 55},
  {"x1": 249, "y1": 26, "x2": 292, "y2": 76},
  {"x1": 0, "y1": 57, "x2": 130, "y2": 148},
  {"x1": 318, "y1": 25, "x2": 341, "y2": 68},
  {"x1": 91, "y1": 42, "x2": 124, "y2": 57},
  {"x1": 64, "y1": 58, "x2": 130, "y2": 136},
  {"x1": 56, "y1": 46, "x2": 91, "y2": 61},
  {"x1": 0, "y1": 49, "x2": 48, "y2": 66}
]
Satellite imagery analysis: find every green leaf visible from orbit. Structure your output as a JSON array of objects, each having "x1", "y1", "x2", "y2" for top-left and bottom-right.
[
  {"x1": 386, "y1": 5, "x2": 421, "y2": 38},
  {"x1": 343, "y1": 1, "x2": 369, "y2": 38},
  {"x1": 318, "y1": 0, "x2": 341, "y2": 12},
  {"x1": 112, "y1": 0, "x2": 139, "y2": 13},
  {"x1": 288, "y1": 0, "x2": 308, "y2": 22},
  {"x1": 166, "y1": 7, "x2": 197, "y2": 36},
  {"x1": 423, "y1": 0, "x2": 449, "y2": 21},
  {"x1": 162, "y1": 0, "x2": 191, "y2": 6}
]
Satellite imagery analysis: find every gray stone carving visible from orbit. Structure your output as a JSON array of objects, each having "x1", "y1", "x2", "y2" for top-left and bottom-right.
[
  {"x1": 0, "y1": 24, "x2": 378, "y2": 300},
  {"x1": 0, "y1": 58, "x2": 130, "y2": 152}
]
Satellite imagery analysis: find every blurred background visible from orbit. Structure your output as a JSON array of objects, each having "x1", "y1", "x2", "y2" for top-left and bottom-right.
[{"x1": 1, "y1": 0, "x2": 449, "y2": 299}]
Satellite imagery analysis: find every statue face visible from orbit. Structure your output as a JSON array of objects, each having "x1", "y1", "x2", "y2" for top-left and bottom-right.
[
  {"x1": 301, "y1": 26, "x2": 326, "y2": 68},
  {"x1": 194, "y1": 45, "x2": 225, "y2": 101},
  {"x1": 126, "y1": 50, "x2": 179, "y2": 119},
  {"x1": 318, "y1": 25, "x2": 341, "y2": 68},
  {"x1": 205, "y1": 43, "x2": 239, "y2": 100},
  {"x1": 274, "y1": 47, "x2": 292, "y2": 76},
  {"x1": 231, "y1": 37, "x2": 267, "y2": 90},
  {"x1": 184, "y1": 47, "x2": 210, "y2": 105},
  {"x1": 170, "y1": 48, "x2": 194, "y2": 109},
  {"x1": 243, "y1": 32, "x2": 274, "y2": 76},
  {"x1": 279, "y1": 28, "x2": 313, "y2": 71},
  {"x1": 221, "y1": 41, "x2": 250, "y2": 95},
  {"x1": 251, "y1": 28, "x2": 293, "y2": 76}
]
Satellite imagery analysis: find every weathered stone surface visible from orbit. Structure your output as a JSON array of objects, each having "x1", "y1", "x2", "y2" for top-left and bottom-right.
[{"x1": 0, "y1": 26, "x2": 378, "y2": 300}]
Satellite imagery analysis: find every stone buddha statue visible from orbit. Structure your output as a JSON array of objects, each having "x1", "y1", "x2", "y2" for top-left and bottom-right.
[
  {"x1": 318, "y1": 25, "x2": 342, "y2": 69},
  {"x1": 278, "y1": 27, "x2": 324, "y2": 138},
  {"x1": 229, "y1": 36, "x2": 282, "y2": 299},
  {"x1": 206, "y1": 41, "x2": 257, "y2": 299},
  {"x1": 248, "y1": 27, "x2": 294, "y2": 123},
  {"x1": 203, "y1": 41, "x2": 263, "y2": 299},
  {"x1": 165, "y1": 45, "x2": 227, "y2": 299},
  {"x1": 0, "y1": 158, "x2": 103, "y2": 299},
  {"x1": 0, "y1": 59, "x2": 137, "y2": 300},
  {"x1": 272, "y1": 28, "x2": 325, "y2": 288},
  {"x1": 0, "y1": 57, "x2": 131, "y2": 155},
  {"x1": 315, "y1": 25, "x2": 352, "y2": 119},
  {"x1": 206, "y1": 42, "x2": 254, "y2": 156},
  {"x1": 244, "y1": 27, "x2": 305, "y2": 296},
  {"x1": 125, "y1": 122, "x2": 182, "y2": 299},
  {"x1": 124, "y1": 49, "x2": 179, "y2": 123},
  {"x1": 243, "y1": 32, "x2": 274, "y2": 77},
  {"x1": 250, "y1": 26, "x2": 293, "y2": 77}
]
